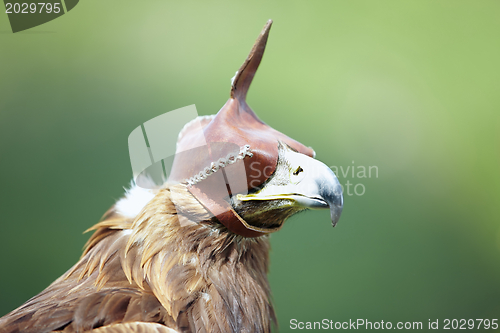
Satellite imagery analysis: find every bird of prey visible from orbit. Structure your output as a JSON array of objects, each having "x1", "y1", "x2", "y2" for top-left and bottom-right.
[{"x1": 0, "y1": 20, "x2": 343, "y2": 333}]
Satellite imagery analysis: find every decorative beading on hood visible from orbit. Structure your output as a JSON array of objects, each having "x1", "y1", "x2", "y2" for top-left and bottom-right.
[{"x1": 168, "y1": 20, "x2": 315, "y2": 237}]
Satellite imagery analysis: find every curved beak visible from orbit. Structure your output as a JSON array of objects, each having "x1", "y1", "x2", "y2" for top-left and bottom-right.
[
  {"x1": 237, "y1": 149, "x2": 344, "y2": 227},
  {"x1": 315, "y1": 160, "x2": 344, "y2": 226}
]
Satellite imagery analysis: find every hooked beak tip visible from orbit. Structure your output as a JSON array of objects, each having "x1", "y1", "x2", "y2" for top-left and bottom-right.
[
  {"x1": 331, "y1": 204, "x2": 343, "y2": 227},
  {"x1": 324, "y1": 180, "x2": 343, "y2": 228}
]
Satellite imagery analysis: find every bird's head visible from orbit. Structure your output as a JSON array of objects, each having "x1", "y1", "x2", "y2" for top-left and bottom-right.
[
  {"x1": 167, "y1": 20, "x2": 343, "y2": 237},
  {"x1": 231, "y1": 142, "x2": 343, "y2": 230}
]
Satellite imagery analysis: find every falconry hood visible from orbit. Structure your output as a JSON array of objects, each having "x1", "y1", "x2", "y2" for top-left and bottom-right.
[{"x1": 169, "y1": 20, "x2": 317, "y2": 237}]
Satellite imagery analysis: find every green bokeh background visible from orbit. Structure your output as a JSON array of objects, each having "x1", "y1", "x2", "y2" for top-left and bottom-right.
[{"x1": 1, "y1": 1, "x2": 499, "y2": 331}]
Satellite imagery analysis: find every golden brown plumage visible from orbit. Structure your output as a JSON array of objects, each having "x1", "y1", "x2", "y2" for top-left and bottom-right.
[
  {"x1": 0, "y1": 185, "x2": 276, "y2": 333},
  {"x1": 0, "y1": 20, "x2": 344, "y2": 333}
]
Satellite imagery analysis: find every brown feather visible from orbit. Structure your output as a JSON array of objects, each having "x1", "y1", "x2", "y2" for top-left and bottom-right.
[
  {"x1": 0, "y1": 184, "x2": 276, "y2": 333},
  {"x1": 92, "y1": 322, "x2": 178, "y2": 333}
]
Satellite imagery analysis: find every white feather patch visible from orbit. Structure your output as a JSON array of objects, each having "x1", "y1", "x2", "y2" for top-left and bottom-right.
[{"x1": 115, "y1": 181, "x2": 157, "y2": 218}]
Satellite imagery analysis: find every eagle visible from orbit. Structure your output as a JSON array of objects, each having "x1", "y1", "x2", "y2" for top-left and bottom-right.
[{"x1": 0, "y1": 20, "x2": 343, "y2": 333}]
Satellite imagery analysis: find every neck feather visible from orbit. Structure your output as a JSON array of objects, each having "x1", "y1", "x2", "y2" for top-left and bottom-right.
[{"x1": 109, "y1": 184, "x2": 276, "y2": 332}]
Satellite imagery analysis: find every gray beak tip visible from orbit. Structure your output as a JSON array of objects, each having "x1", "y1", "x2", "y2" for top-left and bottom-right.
[
  {"x1": 324, "y1": 181, "x2": 343, "y2": 228},
  {"x1": 330, "y1": 203, "x2": 343, "y2": 228}
]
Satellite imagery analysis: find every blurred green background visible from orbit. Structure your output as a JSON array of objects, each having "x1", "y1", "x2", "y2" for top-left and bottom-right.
[{"x1": 1, "y1": 1, "x2": 499, "y2": 331}]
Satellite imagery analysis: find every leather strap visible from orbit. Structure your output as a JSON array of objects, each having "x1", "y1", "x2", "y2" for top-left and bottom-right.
[{"x1": 189, "y1": 183, "x2": 282, "y2": 238}]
